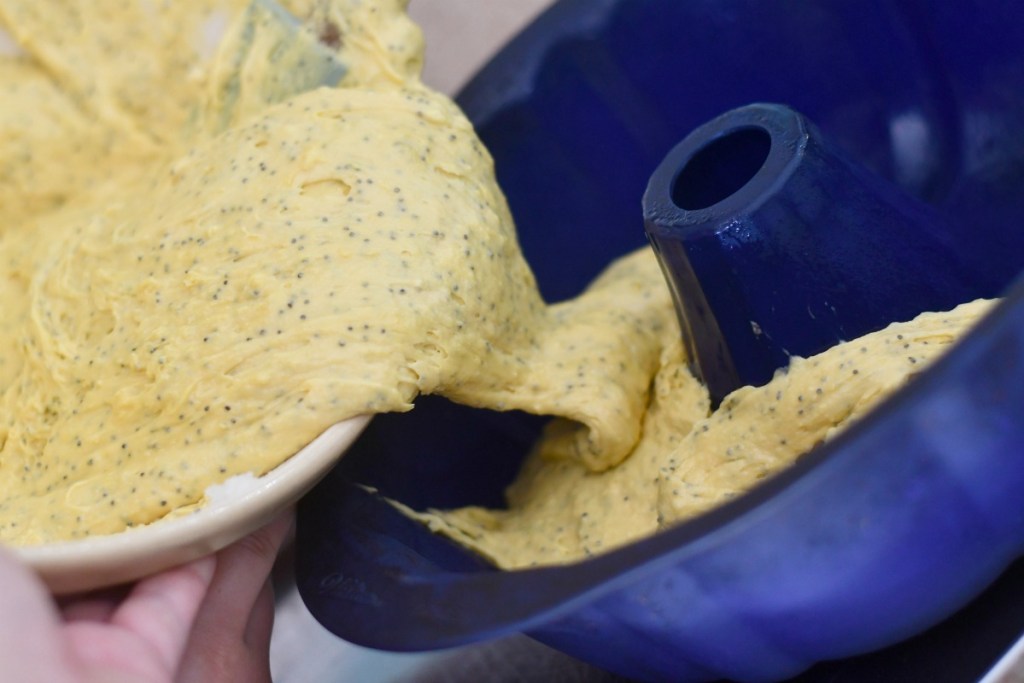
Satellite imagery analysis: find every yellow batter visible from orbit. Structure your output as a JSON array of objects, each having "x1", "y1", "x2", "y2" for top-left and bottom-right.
[
  {"x1": 0, "y1": 0, "x2": 991, "y2": 557},
  {"x1": 0, "y1": 0, "x2": 682, "y2": 545},
  {"x1": 414, "y1": 291, "x2": 991, "y2": 568}
]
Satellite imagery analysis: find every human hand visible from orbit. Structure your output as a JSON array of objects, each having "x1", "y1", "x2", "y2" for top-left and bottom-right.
[{"x1": 0, "y1": 513, "x2": 293, "y2": 683}]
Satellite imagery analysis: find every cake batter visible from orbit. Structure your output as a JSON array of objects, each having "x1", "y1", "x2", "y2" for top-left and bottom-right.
[{"x1": 0, "y1": 0, "x2": 990, "y2": 556}]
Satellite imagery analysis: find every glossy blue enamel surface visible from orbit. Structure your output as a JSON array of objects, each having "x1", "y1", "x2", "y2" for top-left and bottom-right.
[
  {"x1": 643, "y1": 103, "x2": 1001, "y2": 402},
  {"x1": 296, "y1": 1, "x2": 1024, "y2": 680}
]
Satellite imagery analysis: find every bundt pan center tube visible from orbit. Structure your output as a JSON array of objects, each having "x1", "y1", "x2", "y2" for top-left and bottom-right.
[{"x1": 643, "y1": 102, "x2": 997, "y2": 403}]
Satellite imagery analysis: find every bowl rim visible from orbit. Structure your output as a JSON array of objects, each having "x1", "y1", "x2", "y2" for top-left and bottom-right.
[{"x1": 16, "y1": 415, "x2": 371, "y2": 595}]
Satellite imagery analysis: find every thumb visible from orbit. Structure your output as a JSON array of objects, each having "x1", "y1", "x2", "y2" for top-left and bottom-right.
[{"x1": 0, "y1": 545, "x2": 77, "y2": 682}]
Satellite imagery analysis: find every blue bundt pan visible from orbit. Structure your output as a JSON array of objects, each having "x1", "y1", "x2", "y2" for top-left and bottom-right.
[{"x1": 295, "y1": 1, "x2": 1024, "y2": 681}]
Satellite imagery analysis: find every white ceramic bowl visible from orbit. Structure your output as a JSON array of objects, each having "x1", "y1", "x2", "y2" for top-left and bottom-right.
[
  {"x1": 15, "y1": 416, "x2": 371, "y2": 595},
  {"x1": 1, "y1": 5, "x2": 374, "y2": 597}
]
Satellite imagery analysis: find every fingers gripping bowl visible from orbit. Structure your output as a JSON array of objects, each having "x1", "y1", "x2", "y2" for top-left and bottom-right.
[{"x1": 294, "y1": 0, "x2": 1024, "y2": 681}]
